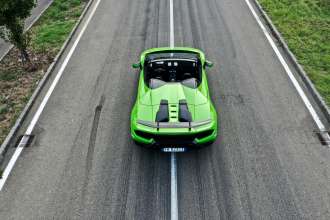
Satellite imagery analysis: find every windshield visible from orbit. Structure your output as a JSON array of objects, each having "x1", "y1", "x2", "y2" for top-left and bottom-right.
[{"x1": 144, "y1": 52, "x2": 202, "y2": 89}]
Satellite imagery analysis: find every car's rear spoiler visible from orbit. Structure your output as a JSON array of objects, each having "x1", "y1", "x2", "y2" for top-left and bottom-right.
[{"x1": 137, "y1": 119, "x2": 211, "y2": 129}]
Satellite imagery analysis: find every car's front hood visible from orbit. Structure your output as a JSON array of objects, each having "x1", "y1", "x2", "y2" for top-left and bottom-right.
[{"x1": 137, "y1": 83, "x2": 211, "y2": 122}]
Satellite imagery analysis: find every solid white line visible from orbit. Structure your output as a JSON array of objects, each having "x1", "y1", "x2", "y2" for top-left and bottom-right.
[
  {"x1": 0, "y1": 0, "x2": 102, "y2": 191},
  {"x1": 171, "y1": 152, "x2": 178, "y2": 220},
  {"x1": 244, "y1": 0, "x2": 330, "y2": 142},
  {"x1": 169, "y1": 0, "x2": 174, "y2": 48}
]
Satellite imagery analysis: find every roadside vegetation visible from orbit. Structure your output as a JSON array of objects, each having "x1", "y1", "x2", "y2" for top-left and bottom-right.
[
  {"x1": 258, "y1": 0, "x2": 330, "y2": 105},
  {"x1": 0, "y1": 0, "x2": 86, "y2": 144},
  {"x1": 0, "y1": 0, "x2": 36, "y2": 62}
]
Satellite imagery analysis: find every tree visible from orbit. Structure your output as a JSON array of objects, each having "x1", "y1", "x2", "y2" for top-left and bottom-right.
[{"x1": 0, "y1": 0, "x2": 36, "y2": 62}]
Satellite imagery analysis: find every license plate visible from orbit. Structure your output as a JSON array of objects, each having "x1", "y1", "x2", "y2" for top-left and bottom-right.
[{"x1": 161, "y1": 147, "x2": 186, "y2": 153}]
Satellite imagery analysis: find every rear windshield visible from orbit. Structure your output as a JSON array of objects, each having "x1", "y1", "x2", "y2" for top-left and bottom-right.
[{"x1": 144, "y1": 52, "x2": 202, "y2": 88}]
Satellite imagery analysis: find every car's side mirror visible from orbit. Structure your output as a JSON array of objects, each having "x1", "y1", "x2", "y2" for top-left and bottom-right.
[
  {"x1": 205, "y1": 60, "x2": 214, "y2": 68},
  {"x1": 132, "y1": 62, "x2": 141, "y2": 69}
]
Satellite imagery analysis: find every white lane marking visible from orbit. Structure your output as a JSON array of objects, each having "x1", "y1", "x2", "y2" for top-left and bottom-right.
[
  {"x1": 0, "y1": 0, "x2": 102, "y2": 191},
  {"x1": 171, "y1": 152, "x2": 178, "y2": 220},
  {"x1": 169, "y1": 1, "x2": 178, "y2": 219},
  {"x1": 244, "y1": 0, "x2": 330, "y2": 143},
  {"x1": 170, "y1": 0, "x2": 174, "y2": 48}
]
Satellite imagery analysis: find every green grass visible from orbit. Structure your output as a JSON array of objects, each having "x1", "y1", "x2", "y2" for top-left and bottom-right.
[
  {"x1": 0, "y1": 68, "x2": 24, "y2": 81},
  {"x1": 32, "y1": 0, "x2": 84, "y2": 52},
  {"x1": 0, "y1": 104, "x2": 8, "y2": 115},
  {"x1": 258, "y1": 0, "x2": 330, "y2": 105}
]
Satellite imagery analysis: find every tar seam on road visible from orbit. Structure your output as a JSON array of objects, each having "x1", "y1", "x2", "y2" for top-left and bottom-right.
[
  {"x1": 80, "y1": 95, "x2": 105, "y2": 202},
  {"x1": 86, "y1": 95, "x2": 105, "y2": 174},
  {"x1": 0, "y1": 0, "x2": 102, "y2": 191},
  {"x1": 244, "y1": 0, "x2": 330, "y2": 146},
  {"x1": 169, "y1": 0, "x2": 179, "y2": 220}
]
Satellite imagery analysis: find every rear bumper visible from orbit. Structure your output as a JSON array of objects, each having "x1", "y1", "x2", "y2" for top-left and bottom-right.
[{"x1": 131, "y1": 125, "x2": 217, "y2": 148}]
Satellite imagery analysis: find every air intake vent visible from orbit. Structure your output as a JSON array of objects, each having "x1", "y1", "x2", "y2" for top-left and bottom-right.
[
  {"x1": 179, "y1": 99, "x2": 192, "y2": 122},
  {"x1": 156, "y1": 99, "x2": 169, "y2": 122}
]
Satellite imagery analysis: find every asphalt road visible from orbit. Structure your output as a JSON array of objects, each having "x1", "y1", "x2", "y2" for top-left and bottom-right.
[
  {"x1": 0, "y1": 0, "x2": 330, "y2": 219},
  {"x1": 0, "y1": 0, "x2": 53, "y2": 60}
]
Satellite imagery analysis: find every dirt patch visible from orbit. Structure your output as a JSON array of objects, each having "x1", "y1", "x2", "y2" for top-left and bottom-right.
[{"x1": 0, "y1": 48, "x2": 55, "y2": 143}]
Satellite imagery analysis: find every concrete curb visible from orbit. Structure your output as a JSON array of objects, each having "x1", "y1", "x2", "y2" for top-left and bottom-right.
[
  {"x1": 0, "y1": 0, "x2": 94, "y2": 164},
  {"x1": 0, "y1": 0, "x2": 54, "y2": 62},
  {"x1": 252, "y1": 0, "x2": 330, "y2": 124}
]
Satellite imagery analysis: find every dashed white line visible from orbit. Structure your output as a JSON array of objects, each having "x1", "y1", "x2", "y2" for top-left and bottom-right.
[
  {"x1": 169, "y1": 0, "x2": 179, "y2": 219},
  {"x1": 0, "y1": 0, "x2": 102, "y2": 191},
  {"x1": 171, "y1": 152, "x2": 179, "y2": 220},
  {"x1": 169, "y1": 0, "x2": 175, "y2": 48},
  {"x1": 245, "y1": 0, "x2": 330, "y2": 144}
]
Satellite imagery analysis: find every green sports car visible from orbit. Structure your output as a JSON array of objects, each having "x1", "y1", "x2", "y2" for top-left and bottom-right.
[{"x1": 130, "y1": 47, "x2": 217, "y2": 148}]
